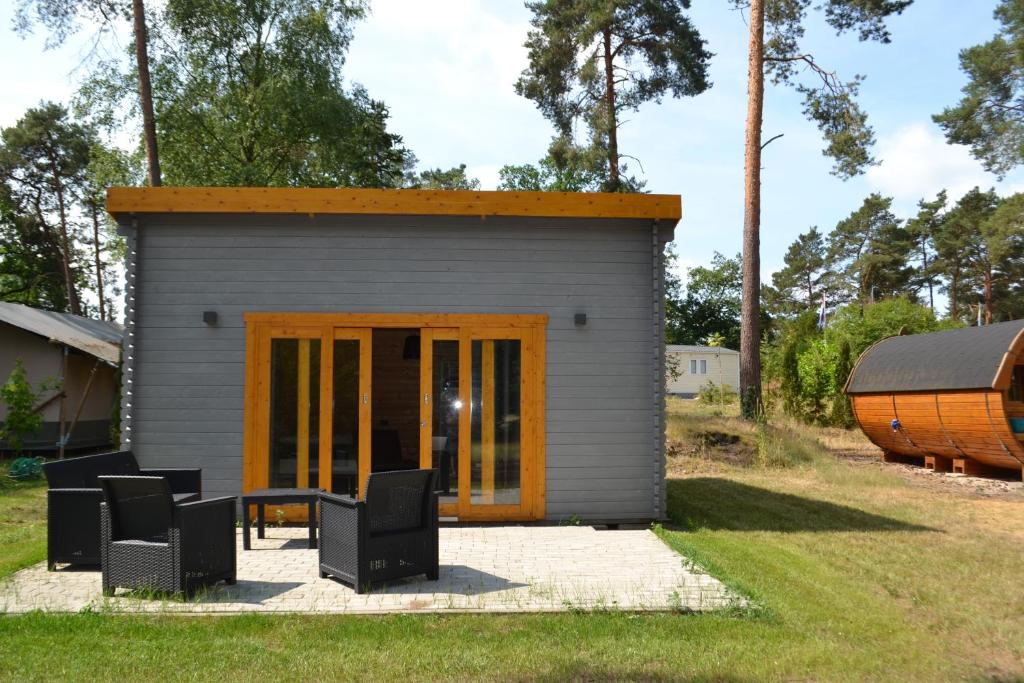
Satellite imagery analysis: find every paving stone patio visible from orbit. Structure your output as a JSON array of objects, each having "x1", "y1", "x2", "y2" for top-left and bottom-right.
[{"x1": 1, "y1": 526, "x2": 738, "y2": 614}]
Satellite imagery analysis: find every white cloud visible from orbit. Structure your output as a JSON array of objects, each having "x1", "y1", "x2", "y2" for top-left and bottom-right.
[
  {"x1": 345, "y1": 1, "x2": 549, "y2": 172},
  {"x1": 865, "y1": 122, "x2": 1024, "y2": 213}
]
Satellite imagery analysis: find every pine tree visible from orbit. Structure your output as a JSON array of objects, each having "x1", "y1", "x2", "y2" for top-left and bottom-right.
[
  {"x1": 733, "y1": 0, "x2": 912, "y2": 419},
  {"x1": 827, "y1": 194, "x2": 912, "y2": 304},
  {"x1": 770, "y1": 227, "x2": 827, "y2": 313},
  {"x1": 904, "y1": 190, "x2": 946, "y2": 309},
  {"x1": 516, "y1": 0, "x2": 711, "y2": 192}
]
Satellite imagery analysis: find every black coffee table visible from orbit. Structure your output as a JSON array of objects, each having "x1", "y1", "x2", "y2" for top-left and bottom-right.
[{"x1": 242, "y1": 488, "x2": 324, "y2": 550}]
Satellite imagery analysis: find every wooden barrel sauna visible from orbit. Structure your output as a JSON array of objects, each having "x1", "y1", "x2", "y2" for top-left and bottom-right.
[{"x1": 845, "y1": 320, "x2": 1024, "y2": 476}]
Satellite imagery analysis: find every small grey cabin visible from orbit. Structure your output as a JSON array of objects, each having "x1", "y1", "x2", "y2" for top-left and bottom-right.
[
  {"x1": 107, "y1": 187, "x2": 681, "y2": 523},
  {"x1": 0, "y1": 302, "x2": 121, "y2": 452}
]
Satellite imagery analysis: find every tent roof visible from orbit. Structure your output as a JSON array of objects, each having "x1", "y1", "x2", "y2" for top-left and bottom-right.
[
  {"x1": 845, "y1": 320, "x2": 1024, "y2": 394},
  {"x1": 0, "y1": 302, "x2": 123, "y2": 365}
]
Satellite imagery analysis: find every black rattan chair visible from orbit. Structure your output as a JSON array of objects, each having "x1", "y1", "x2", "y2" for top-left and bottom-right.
[
  {"x1": 319, "y1": 469, "x2": 439, "y2": 593},
  {"x1": 43, "y1": 450, "x2": 201, "y2": 569},
  {"x1": 98, "y1": 476, "x2": 236, "y2": 596}
]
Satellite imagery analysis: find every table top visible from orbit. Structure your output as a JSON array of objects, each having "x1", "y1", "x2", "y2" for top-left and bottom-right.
[{"x1": 242, "y1": 487, "x2": 324, "y2": 502}]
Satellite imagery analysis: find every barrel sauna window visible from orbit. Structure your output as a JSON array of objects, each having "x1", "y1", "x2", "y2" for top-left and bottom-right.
[{"x1": 1008, "y1": 365, "x2": 1024, "y2": 441}]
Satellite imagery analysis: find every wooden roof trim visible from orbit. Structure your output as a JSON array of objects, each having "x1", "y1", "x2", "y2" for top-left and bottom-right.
[
  {"x1": 106, "y1": 187, "x2": 682, "y2": 225},
  {"x1": 993, "y1": 326, "x2": 1024, "y2": 390}
]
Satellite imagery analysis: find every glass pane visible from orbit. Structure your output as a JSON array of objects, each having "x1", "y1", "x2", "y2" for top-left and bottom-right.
[
  {"x1": 471, "y1": 339, "x2": 521, "y2": 506},
  {"x1": 370, "y1": 329, "x2": 420, "y2": 473},
  {"x1": 431, "y1": 340, "x2": 460, "y2": 505},
  {"x1": 269, "y1": 338, "x2": 320, "y2": 489},
  {"x1": 332, "y1": 339, "x2": 360, "y2": 495}
]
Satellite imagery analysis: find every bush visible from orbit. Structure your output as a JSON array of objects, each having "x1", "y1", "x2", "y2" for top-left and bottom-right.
[
  {"x1": 0, "y1": 359, "x2": 45, "y2": 453},
  {"x1": 697, "y1": 381, "x2": 738, "y2": 405},
  {"x1": 765, "y1": 298, "x2": 958, "y2": 427}
]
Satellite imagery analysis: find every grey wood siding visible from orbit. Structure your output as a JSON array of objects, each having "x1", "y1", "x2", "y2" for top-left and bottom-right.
[{"x1": 126, "y1": 213, "x2": 668, "y2": 522}]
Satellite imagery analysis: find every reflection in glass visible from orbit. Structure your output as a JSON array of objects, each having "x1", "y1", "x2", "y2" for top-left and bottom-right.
[
  {"x1": 332, "y1": 339, "x2": 360, "y2": 495},
  {"x1": 269, "y1": 338, "x2": 320, "y2": 488},
  {"x1": 431, "y1": 340, "x2": 459, "y2": 505},
  {"x1": 471, "y1": 340, "x2": 521, "y2": 505}
]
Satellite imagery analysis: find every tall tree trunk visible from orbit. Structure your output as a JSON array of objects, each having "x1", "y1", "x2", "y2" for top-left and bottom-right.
[
  {"x1": 133, "y1": 0, "x2": 162, "y2": 187},
  {"x1": 921, "y1": 242, "x2": 933, "y2": 309},
  {"x1": 950, "y1": 266, "x2": 959, "y2": 320},
  {"x1": 984, "y1": 266, "x2": 993, "y2": 324},
  {"x1": 90, "y1": 202, "x2": 106, "y2": 320},
  {"x1": 46, "y1": 150, "x2": 81, "y2": 315},
  {"x1": 602, "y1": 27, "x2": 620, "y2": 192},
  {"x1": 740, "y1": 0, "x2": 764, "y2": 420}
]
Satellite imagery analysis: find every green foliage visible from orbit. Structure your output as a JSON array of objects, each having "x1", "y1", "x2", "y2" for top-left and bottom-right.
[
  {"x1": 109, "y1": 359, "x2": 122, "y2": 447},
  {"x1": 0, "y1": 102, "x2": 94, "y2": 315},
  {"x1": 0, "y1": 103, "x2": 134, "y2": 317},
  {"x1": 405, "y1": 164, "x2": 480, "y2": 191},
  {"x1": 79, "y1": 0, "x2": 412, "y2": 188},
  {"x1": 733, "y1": 0, "x2": 911, "y2": 178},
  {"x1": 826, "y1": 193, "x2": 914, "y2": 304},
  {"x1": 0, "y1": 186, "x2": 69, "y2": 310},
  {"x1": 704, "y1": 332, "x2": 727, "y2": 348},
  {"x1": 754, "y1": 424, "x2": 815, "y2": 468},
  {"x1": 766, "y1": 299, "x2": 953, "y2": 426},
  {"x1": 697, "y1": 381, "x2": 737, "y2": 406},
  {"x1": 516, "y1": 0, "x2": 710, "y2": 192},
  {"x1": 666, "y1": 250, "x2": 775, "y2": 352},
  {"x1": 666, "y1": 252, "x2": 743, "y2": 350},
  {"x1": 904, "y1": 190, "x2": 946, "y2": 307},
  {"x1": 498, "y1": 139, "x2": 603, "y2": 192},
  {"x1": 0, "y1": 359, "x2": 45, "y2": 453},
  {"x1": 934, "y1": 0, "x2": 1024, "y2": 176},
  {"x1": 796, "y1": 76, "x2": 876, "y2": 179},
  {"x1": 770, "y1": 227, "x2": 827, "y2": 313}
]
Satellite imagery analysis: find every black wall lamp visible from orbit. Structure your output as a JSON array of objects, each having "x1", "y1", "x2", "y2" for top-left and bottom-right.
[
  {"x1": 574, "y1": 313, "x2": 587, "y2": 326},
  {"x1": 202, "y1": 311, "x2": 219, "y2": 326}
]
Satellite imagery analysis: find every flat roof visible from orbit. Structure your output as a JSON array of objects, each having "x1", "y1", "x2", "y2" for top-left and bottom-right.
[
  {"x1": 666, "y1": 345, "x2": 738, "y2": 354},
  {"x1": 106, "y1": 187, "x2": 682, "y2": 226}
]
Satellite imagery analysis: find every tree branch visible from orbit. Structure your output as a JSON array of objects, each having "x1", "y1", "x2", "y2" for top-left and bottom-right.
[{"x1": 761, "y1": 133, "x2": 784, "y2": 150}]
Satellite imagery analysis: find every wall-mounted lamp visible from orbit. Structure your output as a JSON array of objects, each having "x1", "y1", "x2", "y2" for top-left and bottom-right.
[
  {"x1": 574, "y1": 313, "x2": 587, "y2": 326},
  {"x1": 202, "y1": 311, "x2": 219, "y2": 326}
]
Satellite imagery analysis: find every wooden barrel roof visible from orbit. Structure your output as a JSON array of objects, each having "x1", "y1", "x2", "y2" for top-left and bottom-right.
[{"x1": 845, "y1": 320, "x2": 1024, "y2": 394}]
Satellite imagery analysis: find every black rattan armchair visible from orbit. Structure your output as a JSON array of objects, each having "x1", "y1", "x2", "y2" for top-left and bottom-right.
[
  {"x1": 43, "y1": 450, "x2": 201, "y2": 569},
  {"x1": 98, "y1": 476, "x2": 236, "y2": 596},
  {"x1": 319, "y1": 469, "x2": 439, "y2": 593}
]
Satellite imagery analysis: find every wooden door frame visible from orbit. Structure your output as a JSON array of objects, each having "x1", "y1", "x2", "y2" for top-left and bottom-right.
[{"x1": 243, "y1": 313, "x2": 548, "y2": 522}]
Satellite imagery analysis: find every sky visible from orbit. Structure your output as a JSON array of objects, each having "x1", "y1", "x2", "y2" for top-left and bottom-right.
[{"x1": 2, "y1": 0, "x2": 1022, "y2": 286}]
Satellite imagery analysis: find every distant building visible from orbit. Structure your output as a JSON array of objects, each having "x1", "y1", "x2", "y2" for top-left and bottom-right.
[
  {"x1": 0, "y1": 302, "x2": 122, "y2": 452},
  {"x1": 666, "y1": 345, "x2": 739, "y2": 398}
]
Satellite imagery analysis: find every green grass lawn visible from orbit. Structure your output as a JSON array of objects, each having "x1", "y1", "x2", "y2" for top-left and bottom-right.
[
  {"x1": 1, "y1": 409, "x2": 1022, "y2": 681},
  {"x1": 0, "y1": 472, "x2": 46, "y2": 579}
]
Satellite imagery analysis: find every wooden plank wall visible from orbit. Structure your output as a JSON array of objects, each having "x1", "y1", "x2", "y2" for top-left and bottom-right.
[
  {"x1": 852, "y1": 390, "x2": 1024, "y2": 471},
  {"x1": 125, "y1": 213, "x2": 670, "y2": 522}
]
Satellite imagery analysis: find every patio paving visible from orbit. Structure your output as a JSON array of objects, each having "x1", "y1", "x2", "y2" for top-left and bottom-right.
[{"x1": 1, "y1": 526, "x2": 739, "y2": 614}]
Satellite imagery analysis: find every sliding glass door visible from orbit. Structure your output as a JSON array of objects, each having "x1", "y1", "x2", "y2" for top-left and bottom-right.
[{"x1": 245, "y1": 314, "x2": 545, "y2": 522}]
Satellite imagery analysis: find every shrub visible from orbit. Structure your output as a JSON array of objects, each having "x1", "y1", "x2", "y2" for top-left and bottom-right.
[
  {"x1": 765, "y1": 298, "x2": 957, "y2": 428},
  {"x1": 0, "y1": 359, "x2": 45, "y2": 453},
  {"x1": 697, "y1": 381, "x2": 738, "y2": 405}
]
